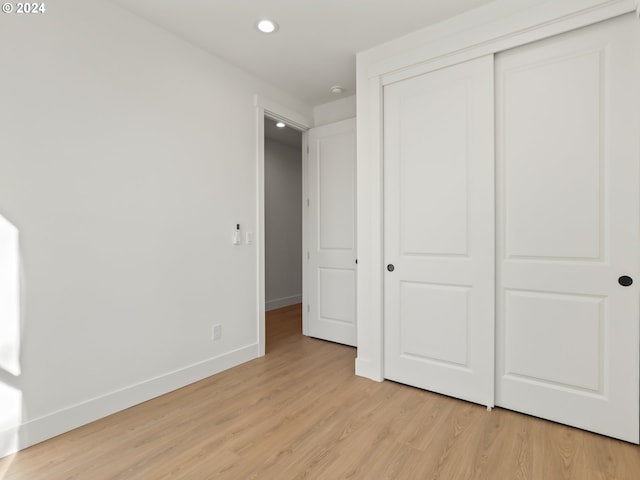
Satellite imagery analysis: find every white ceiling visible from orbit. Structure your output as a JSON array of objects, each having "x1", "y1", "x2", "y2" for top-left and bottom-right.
[{"x1": 111, "y1": 0, "x2": 496, "y2": 107}]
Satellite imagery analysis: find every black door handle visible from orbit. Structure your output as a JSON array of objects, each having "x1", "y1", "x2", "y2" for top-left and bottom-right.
[
  {"x1": 619, "y1": 276, "x2": 633, "y2": 287},
  {"x1": 387, "y1": 264, "x2": 395, "y2": 272}
]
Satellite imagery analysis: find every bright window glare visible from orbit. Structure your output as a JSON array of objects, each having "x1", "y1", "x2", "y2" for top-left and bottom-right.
[
  {"x1": 0, "y1": 382, "x2": 22, "y2": 459},
  {"x1": 0, "y1": 215, "x2": 20, "y2": 376}
]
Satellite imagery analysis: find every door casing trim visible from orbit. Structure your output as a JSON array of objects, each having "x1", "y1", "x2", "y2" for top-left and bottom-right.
[{"x1": 254, "y1": 95, "x2": 312, "y2": 356}]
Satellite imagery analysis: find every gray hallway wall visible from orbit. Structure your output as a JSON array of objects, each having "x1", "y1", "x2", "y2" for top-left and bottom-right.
[{"x1": 265, "y1": 137, "x2": 302, "y2": 310}]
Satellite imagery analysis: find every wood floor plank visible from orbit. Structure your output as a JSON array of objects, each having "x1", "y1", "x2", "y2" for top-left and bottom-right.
[{"x1": 1, "y1": 303, "x2": 639, "y2": 479}]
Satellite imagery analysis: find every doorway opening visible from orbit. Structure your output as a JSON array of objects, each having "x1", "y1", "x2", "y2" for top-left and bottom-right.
[
  {"x1": 264, "y1": 116, "x2": 304, "y2": 352},
  {"x1": 254, "y1": 95, "x2": 312, "y2": 357}
]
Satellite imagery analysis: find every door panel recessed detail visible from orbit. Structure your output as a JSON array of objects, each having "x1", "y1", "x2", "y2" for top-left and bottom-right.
[
  {"x1": 398, "y1": 80, "x2": 469, "y2": 257},
  {"x1": 319, "y1": 268, "x2": 355, "y2": 325},
  {"x1": 318, "y1": 132, "x2": 355, "y2": 251},
  {"x1": 399, "y1": 281, "x2": 470, "y2": 368},
  {"x1": 504, "y1": 289, "x2": 605, "y2": 394},
  {"x1": 503, "y1": 50, "x2": 604, "y2": 262}
]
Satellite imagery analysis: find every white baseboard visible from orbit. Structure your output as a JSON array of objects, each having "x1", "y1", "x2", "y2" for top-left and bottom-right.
[
  {"x1": 265, "y1": 294, "x2": 302, "y2": 311},
  {"x1": 355, "y1": 357, "x2": 384, "y2": 382},
  {"x1": 0, "y1": 343, "x2": 259, "y2": 459}
]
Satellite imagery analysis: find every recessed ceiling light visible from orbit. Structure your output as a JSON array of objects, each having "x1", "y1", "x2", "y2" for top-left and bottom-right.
[
  {"x1": 276, "y1": 122, "x2": 286, "y2": 128},
  {"x1": 256, "y1": 19, "x2": 279, "y2": 34},
  {"x1": 330, "y1": 85, "x2": 345, "y2": 95}
]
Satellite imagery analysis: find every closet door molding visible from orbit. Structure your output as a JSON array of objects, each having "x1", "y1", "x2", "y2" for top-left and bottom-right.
[{"x1": 373, "y1": 0, "x2": 637, "y2": 84}]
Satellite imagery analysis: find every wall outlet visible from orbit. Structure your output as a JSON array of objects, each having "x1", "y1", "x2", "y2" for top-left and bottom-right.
[{"x1": 212, "y1": 324, "x2": 222, "y2": 341}]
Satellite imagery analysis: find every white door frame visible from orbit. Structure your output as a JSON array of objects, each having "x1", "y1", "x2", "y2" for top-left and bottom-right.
[
  {"x1": 254, "y1": 95, "x2": 312, "y2": 356},
  {"x1": 355, "y1": 0, "x2": 639, "y2": 382}
]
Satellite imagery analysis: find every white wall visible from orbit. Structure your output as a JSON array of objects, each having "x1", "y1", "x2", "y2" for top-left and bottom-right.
[
  {"x1": 313, "y1": 95, "x2": 356, "y2": 127},
  {"x1": 0, "y1": 0, "x2": 311, "y2": 457},
  {"x1": 265, "y1": 139, "x2": 302, "y2": 310}
]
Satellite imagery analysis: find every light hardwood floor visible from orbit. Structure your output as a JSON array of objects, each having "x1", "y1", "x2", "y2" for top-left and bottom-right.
[{"x1": 1, "y1": 304, "x2": 639, "y2": 479}]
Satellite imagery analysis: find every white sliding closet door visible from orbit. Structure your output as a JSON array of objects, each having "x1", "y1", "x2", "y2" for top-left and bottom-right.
[
  {"x1": 495, "y1": 15, "x2": 640, "y2": 443},
  {"x1": 383, "y1": 56, "x2": 495, "y2": 407}
]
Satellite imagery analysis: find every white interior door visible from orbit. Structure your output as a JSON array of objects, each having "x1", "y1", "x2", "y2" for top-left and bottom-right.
[
  {"x1": 495, "y1": 15, "x2": 640, "y2": 443},
  {"x1": 305, "y1": 118, "x2": 357, "y2": 346},
  {"x1": 383, "y1": 56, "x2": 495, "y2": 407}
]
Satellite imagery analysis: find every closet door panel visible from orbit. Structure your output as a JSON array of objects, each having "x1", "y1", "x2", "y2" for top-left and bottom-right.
[
  {"x1": 496, "y1": 14, "x2": 640, "y2": 443},
  {"x1": 383, "y1": 55, "x2": 495, "y2": 407}
]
